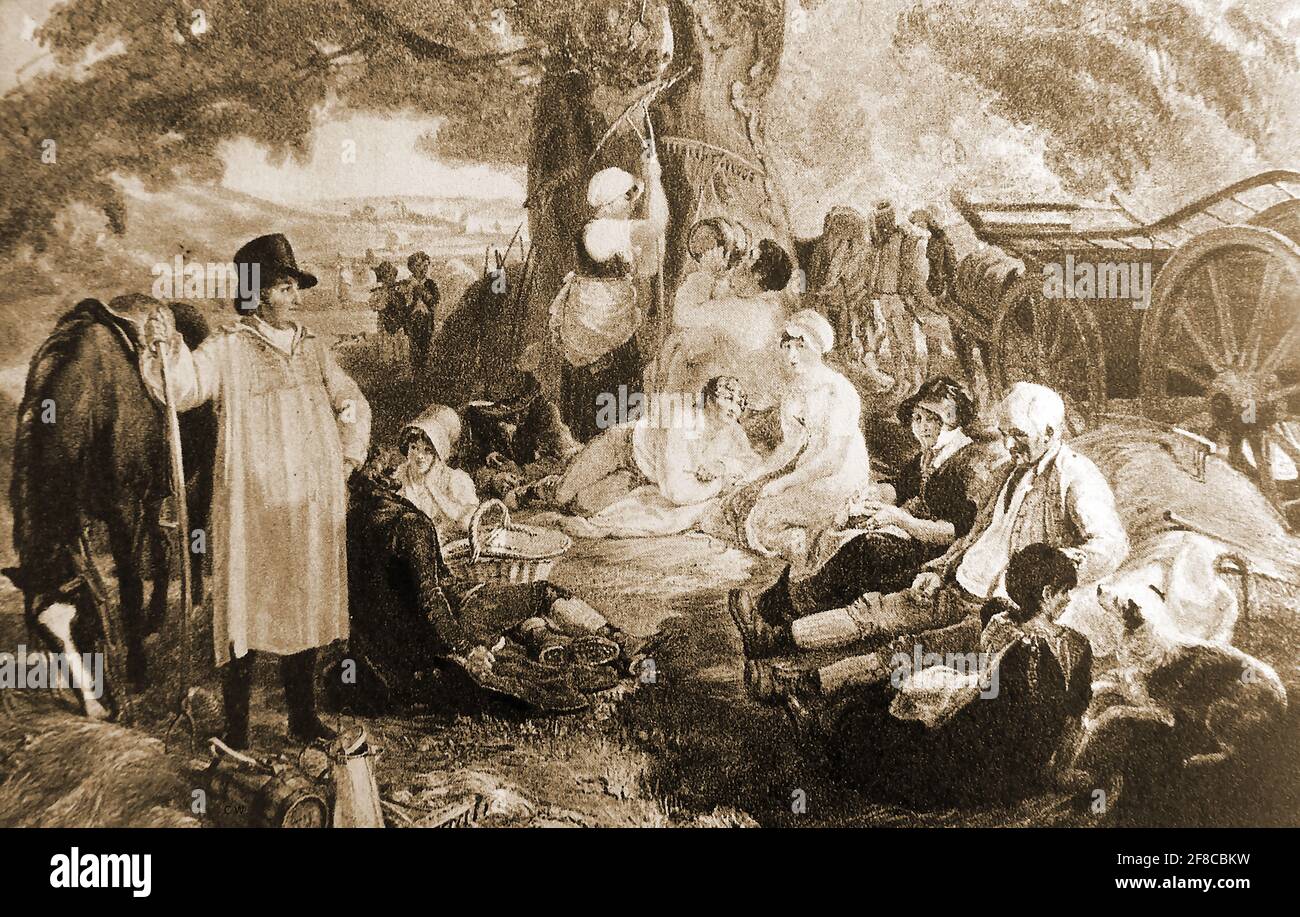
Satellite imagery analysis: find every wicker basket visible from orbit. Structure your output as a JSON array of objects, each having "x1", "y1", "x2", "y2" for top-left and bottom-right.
[{"x1": 442, "y1": 499, "x2": 572, "y2": 584}]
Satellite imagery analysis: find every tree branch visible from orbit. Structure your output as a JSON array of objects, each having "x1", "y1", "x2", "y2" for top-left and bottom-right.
[{"x1": 349, "y1": 0, "x2": 542, "y2": 68}]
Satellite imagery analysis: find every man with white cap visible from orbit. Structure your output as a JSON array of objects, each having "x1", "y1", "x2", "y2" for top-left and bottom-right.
[
  {"x1": 549, "y1": 133, "x2": 668, "y2": 441},
  {"x1": 741, "y1": 381, "x2": 1127, "y2": 709}
]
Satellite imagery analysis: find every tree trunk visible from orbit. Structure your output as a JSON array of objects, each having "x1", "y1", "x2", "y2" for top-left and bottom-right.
[{"x1": 523, "y1": 0, "x2": 789, "y2": 399}]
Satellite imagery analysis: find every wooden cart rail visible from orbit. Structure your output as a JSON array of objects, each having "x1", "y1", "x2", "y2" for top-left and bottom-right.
[{"x1": 952, "y1": 170, "x2": 1300, "y2": 260}]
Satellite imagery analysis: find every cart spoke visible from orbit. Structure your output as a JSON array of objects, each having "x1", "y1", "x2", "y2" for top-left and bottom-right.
[
  {"x1": 1259, "y1": 314, "x2": 1300, "y2": 376},
  {"x1": 1272, "y1": 425, "x2": 1300, "y2": 464},
  {"x1": 1243, "y1": 262, "x2": 1281, "y2": 369},
  {"x1": 1171, "y1": 296, "x2": 1228, "y2": 376},
  {"x1": 1269, "y1": 380, "x2": 1300, "y2": 402},
  {"x1": 1029, "y1": 296, "x2": 1051, "y2": 368},
  {"x1": 1204, "y1": 260, "x2": 1238, "y2": 365},
  {"x1": 1046, "y1": 307, "x2": 1069, "y2": 364}
]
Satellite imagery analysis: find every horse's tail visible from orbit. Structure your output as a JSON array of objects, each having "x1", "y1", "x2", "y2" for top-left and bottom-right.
[{"x1": 9, "y1": 300, "x2": 105, "y2": 587}]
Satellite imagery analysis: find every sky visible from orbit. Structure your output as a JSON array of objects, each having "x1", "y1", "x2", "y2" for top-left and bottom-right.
[
  {"x1": 218, "y1": 115, "x2": 527, "y2": 205},
  {"x1": 3, "y1": 0, "x2": 1298, "y2": 218}
]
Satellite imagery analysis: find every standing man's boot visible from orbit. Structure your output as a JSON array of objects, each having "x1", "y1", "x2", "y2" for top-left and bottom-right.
[
  {"x1": 220, "y1": 650, "x2": 254, "y2": 750},
  {"x1": 281, "y1": 649, "x2": 337, "y2": 745}
]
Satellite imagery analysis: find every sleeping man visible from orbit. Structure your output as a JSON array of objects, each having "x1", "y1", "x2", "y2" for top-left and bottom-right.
[{"x1": 551, "y1": 375, "x2": 760, "y2": 538}]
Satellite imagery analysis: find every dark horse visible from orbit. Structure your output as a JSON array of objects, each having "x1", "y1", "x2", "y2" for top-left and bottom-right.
[{"x1": 5, "y1": 295, "x2": 214, "y2": 717}]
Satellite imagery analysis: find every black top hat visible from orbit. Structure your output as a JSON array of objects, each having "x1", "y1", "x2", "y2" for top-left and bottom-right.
[{"x1": 234, "y1": 233, "x2": 317, "y2": 292}]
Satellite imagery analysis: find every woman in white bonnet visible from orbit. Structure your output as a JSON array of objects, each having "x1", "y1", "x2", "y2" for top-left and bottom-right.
[
  {"x1": 718, "y1": 308, "x2": 871, "y2": 564},
  {"x1": 549, "y1": 118, "x2": 668, "y2": 442},
  {"x1": 395, "y1": 404, "x2": 480, "y2": 539}
]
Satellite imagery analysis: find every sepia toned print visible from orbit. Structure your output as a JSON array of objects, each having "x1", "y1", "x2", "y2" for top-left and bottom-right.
[{"x1": 0, "y1": 0, "x2": 1297, "y2": 831}]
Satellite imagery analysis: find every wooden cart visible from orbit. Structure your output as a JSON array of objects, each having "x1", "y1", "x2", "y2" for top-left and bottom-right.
[{"x1": 947, "y1": 169, "x2": 1300, "y2": 517}]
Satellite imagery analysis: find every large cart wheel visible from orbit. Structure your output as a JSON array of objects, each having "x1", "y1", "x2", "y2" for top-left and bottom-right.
[
  {"x1": 1140, "y1": 225, "x2": 1300, "y2": 517},
  {"x1": 992, "y1": 274, "x2": 1108, "y2": 435}
]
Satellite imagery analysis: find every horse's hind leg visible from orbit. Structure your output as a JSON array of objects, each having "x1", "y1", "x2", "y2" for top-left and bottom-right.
[
  {"x1": 107, "y1": 513, "x2": 149, "y2": 691},
  {"x1": 144, "y1": 500, "x2": 172, "y2": 634}
]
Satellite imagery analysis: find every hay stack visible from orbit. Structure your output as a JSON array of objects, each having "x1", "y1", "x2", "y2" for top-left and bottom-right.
[
  {"x1": 1074, "y1": 420, "x2": 1300, "y2": 579},
  {"x1": 0, "y1": 701, "x2": 198, "y2": 828}
]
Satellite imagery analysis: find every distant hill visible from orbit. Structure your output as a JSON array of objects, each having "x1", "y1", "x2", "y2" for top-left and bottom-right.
[{"x1": 0, "y1": 178, "x2": 524, "y2": 309}]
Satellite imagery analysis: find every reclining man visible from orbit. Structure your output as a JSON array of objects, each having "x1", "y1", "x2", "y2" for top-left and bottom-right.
[
  {"x1": 733, "y1": 381, "x2": 1127, "y2": 691},
  {"x1": 343, "y1": 406, "x2": 652, "y2": 713},
  {"x1": 459, "y1": 344, "x2": 581, "y2": 507},
  {"x1": 758, "y1": 544, "x2": 1095, "y2": 806}
]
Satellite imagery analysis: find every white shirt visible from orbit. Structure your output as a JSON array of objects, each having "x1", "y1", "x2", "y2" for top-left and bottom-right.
[
  {"x1": 583, "y1": 219, "x2": 635, "y2": 265},
  {"x1": 955, "y1": 445, "x2": 1057, "y2": 600},
  {"x1": 256, "y1": 318, "x2": 297, "y2": 354},
  {"x1": 928, "y1": 426, "x2": 972, "y2": 471}
]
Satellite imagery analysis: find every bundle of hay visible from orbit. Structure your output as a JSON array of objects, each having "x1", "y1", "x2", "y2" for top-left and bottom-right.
[
  {"x1": 0, "y1": 701, "x2": 198, "y2": 828},
  {"x1": 1073, "y1": 420, "x2": 1300, "y2": 579}
]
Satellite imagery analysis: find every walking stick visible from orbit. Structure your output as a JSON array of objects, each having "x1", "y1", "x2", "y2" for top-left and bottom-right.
[
  {"x1": 644, "y1": 107, "x2": 667, "y2": 354},
  {"x1": 153, "y1": 338, "x2": 193, "y2": 721}
]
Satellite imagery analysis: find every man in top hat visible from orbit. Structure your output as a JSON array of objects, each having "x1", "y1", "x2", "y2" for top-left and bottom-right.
[{"x1": 141, "y1": 233, "x2": 371, "y2": 748}]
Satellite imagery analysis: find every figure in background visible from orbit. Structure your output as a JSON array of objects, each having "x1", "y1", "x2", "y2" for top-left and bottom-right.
[
  {"x1": 715, "y1": 310, "x2": 871, "y2": 564},
  {"x1": 140, "y1": 233, "x2": 371, "y2": 748},
  {"x1": 550, "y1": 119, "x2": 668, "y2": 442},
  {"x1": 864, "y1": 200, "x2": 932, "y2": 408},
  {"x1": 731, "y1": 376, "x2": 1006, "y2": 655},
  {"x1": 553, "y1": 375, "x2": 760, "y2": 536},
  {"x1": 911, "y1": 207, "x2": 990, "y2": 412},
  {"x1": 335, "y1": 253, "x2": 354, "y2": 305},
  {"x1": 370, "y1": 260, "x2": 407, "y2": 364},
  {"x1": 401, "y1": 250, "x2": 441, "y2": 371}
]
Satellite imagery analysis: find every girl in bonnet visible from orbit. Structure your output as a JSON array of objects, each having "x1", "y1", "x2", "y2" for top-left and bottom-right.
[{"x1": 394, "y1": 404, "x2": 479, "y2": 539}]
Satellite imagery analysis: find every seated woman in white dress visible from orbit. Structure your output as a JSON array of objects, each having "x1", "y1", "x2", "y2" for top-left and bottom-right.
[
  {"x1": 394, "y1": 404, "x2": 480, "y2": 540},
  {"x1": 716, "y1": 310, "x2": 872, "y2": 565},
  {"x1": 551, "y1": 376, "x2": 760, "y2": 537}
]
